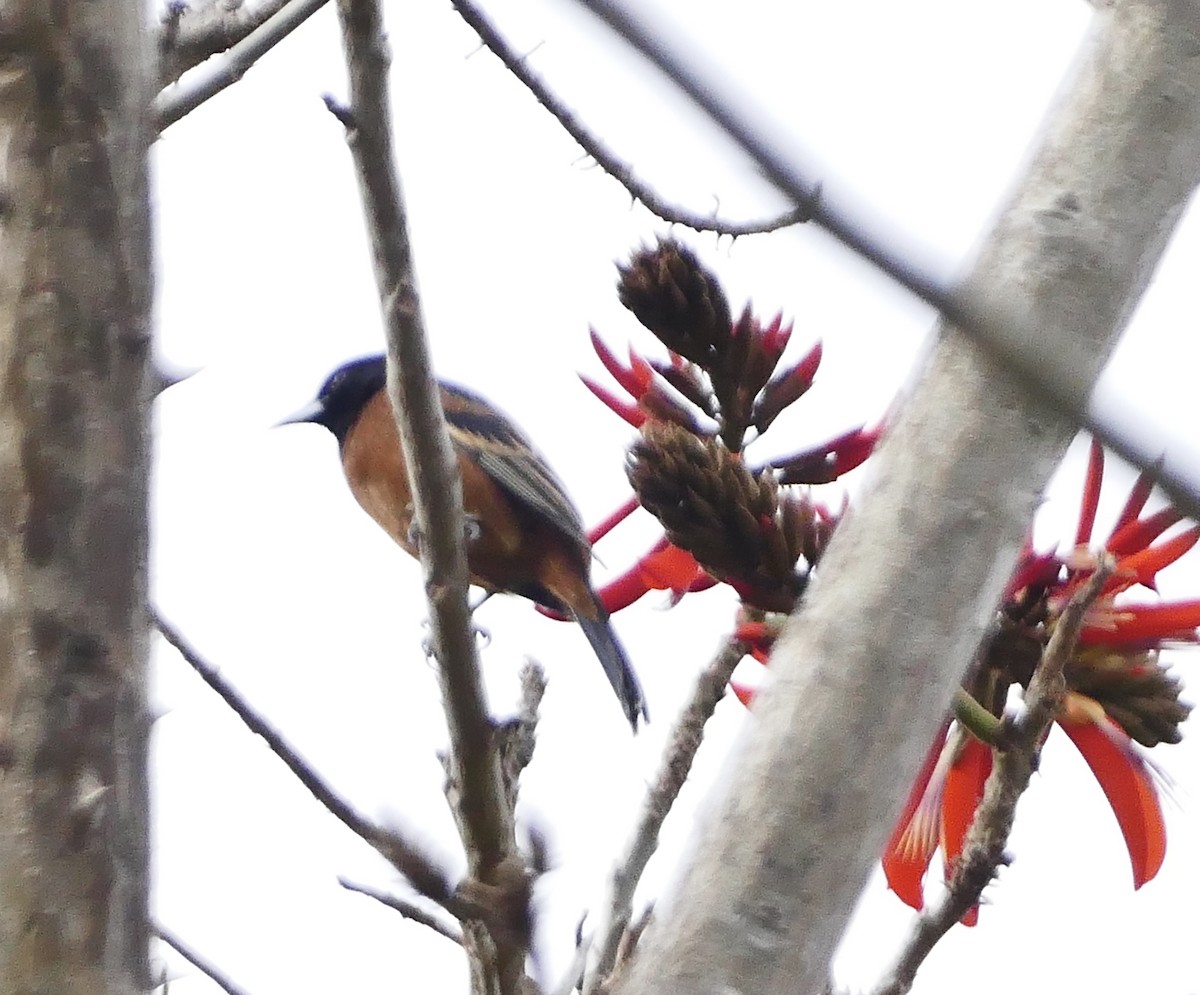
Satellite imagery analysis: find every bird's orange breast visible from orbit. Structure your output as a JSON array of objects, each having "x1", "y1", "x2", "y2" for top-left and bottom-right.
[{"x1": 341, "y1": 390, "x2": 582, "y2": 603}]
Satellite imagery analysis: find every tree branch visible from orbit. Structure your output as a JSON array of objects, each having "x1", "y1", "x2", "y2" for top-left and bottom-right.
[
  {"x1": 332, "y1": 2, "x2": 530, "y2": 992},
  {"x1": 582, "y1": 637, "x2": 747, "y2": 993},
  {"x1": 151, "y1": 611, "x2": 457, "y2": 908},
  {"x1": 876, "y1": 559, "x2": 1115, "y2": 995},
  {"x1": 338, "y1": 877, "x2": 465, "y2": 946},
  {"x1": 155, "y1": 922, "x2": 253, "y2": 995},
  {"x1": 448, "y1": 0, "x2": 808, "y2": 236},
  {"x1": 154, "y1": 0, "x2": 331, "y2": 132},
  {"x1": 588, "y1": 3, "x2": 1200, "y2": 994},
  {"x1": 159, "y1": 0, "x2": 292, "y2": 87}
]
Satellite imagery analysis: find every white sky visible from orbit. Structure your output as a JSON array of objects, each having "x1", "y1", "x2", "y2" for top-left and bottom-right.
[{"x1": 149, "y1": 1, "x2": 1199, "y2": 992}]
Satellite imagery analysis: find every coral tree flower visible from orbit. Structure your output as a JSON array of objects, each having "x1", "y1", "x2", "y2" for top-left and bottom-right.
[
  {"x1": 577, "y1": 240, "x2": 878, "y2": 617},
  {"x1": 882, "y1": 440, "x2": 1196, "y2": 922}
]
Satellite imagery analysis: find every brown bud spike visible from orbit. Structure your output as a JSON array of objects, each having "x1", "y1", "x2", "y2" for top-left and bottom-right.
[
  {"x1": 1065, "y1": 648, "x2": 1192, "y2": 747},
  {"x1": 627, "y1": 421, "x2": 806, "y2": 612},
  {"x1": 618, "y1": 240, "x2": 732, "y2": 368}
]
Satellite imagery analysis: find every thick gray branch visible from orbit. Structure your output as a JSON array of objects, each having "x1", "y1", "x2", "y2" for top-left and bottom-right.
[
  {"x1": 0, "y1": 5, "x2": 153, "y2": 992},
  {"x1": 155, "y1": 0, "x2": 330, "y2": 131},
  {"x1": 611, "y1": 4, "x2": 1200, "y2": 994}
]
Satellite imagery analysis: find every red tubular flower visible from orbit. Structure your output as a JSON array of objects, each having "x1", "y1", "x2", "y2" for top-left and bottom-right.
[
  {"x1": 579, "y1": 375, "x2": 647, "y2": 429},
  {"x1": 881, "y1": 440, "x2": 1196, "y2": 922},
  {"x1": 773, "y1": 424, "x2": 882, "y2": 485},
  {"x1": 590, "y1": 540, "x2": 708, "y2": 615},
  {"x1": 1059, "y1": 718, "x2": 1165, "y2": 887}
]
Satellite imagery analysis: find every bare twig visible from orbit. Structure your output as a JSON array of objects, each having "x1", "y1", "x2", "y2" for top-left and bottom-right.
[
  {"x1": 151, "y1": 610, "x2": 455, "y2": 906},
  {"x1": 339, "y1": 876, "x2": 465, "y2": 946},
  {"x1": 154, "y1": 921, "x2": 252, "y2": 995},
  {"x1": 569, "y1": 0, "x2": 1200, "y2": 525},
  {"x1": 448, "y1": 0, "x2": 807, "y2": 236},
  {"x1": 582, "y1": 637, "x2": 747, "y2": 993},
  {"x1": 154, "y1": 0, "x2": 331, "y2": 131},
  {"x1": 333, "y1": 2, "x2": 530, "y2": 992},
  {"x1": 498, "y1": 660, "x2": 547, "y2": 808},
  {"x1": 875, "y1": 556, "x2": 1115, "y2": 995},
  {"x1": 611, "y1": 905, "x2": 652, "y2": 979}
]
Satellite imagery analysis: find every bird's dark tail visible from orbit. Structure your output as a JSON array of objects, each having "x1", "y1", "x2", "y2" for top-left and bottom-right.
[{"x1": 575, "y1": 609, "x2": 648, "y2": 731}]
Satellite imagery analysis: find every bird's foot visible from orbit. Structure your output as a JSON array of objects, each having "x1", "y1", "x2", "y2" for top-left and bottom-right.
[{"x1": 406, "y1": 512, "x2": 482, "y2": 553}]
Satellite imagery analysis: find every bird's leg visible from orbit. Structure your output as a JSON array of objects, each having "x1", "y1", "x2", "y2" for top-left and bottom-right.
[
  {"x1": 463, "y1": 512, "x2": 482, "y2": 544},
  {"x1": 407, "y1": 507, "x2": 490, "y2": 646}
]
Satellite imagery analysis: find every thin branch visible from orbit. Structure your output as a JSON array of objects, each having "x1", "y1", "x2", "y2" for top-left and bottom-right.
[
  {"x1": 151, "y1": 610, "x2": 455, "y2": 907},
  {"x1": 582, "y1": 637, "x2": 748, "y2": 994},
  {"x1": 339, "y1": 876, "x2": 465, "y2": 946},
  {"x1": 333, "y1": 2, "x2": 530, "y2": 992},
  {"x1": 154, "y1": 921, "x2": 252, "y2": 995},
  {"x1": 159, "y1": 0, "x2": 293, "y2": 87},
  {"x1": 876, "y1": 556, "x2": 1116, "y2": 995},
  {"x1": 154, "y1": 0, "x2": 331, "y2": 132},
  {"x1": 499, "y1": 660, "x2": 547, "y2": 809},
  {"x1": 448, "y1": 0, "x2": 806, "y2": 236},
  {"x1": 568, "y1": 0, "x2": 1200, "y2": 526}
]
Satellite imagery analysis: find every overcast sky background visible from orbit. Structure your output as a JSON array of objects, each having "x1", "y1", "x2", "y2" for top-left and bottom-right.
[{"x1": 149, "y1": 1, "x2": 1199, "y2": 992}]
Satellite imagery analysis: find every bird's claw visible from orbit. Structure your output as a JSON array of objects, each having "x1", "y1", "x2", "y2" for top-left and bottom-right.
[{"x1": 407, "y1": 512, "x2": 481, "y2": 553}]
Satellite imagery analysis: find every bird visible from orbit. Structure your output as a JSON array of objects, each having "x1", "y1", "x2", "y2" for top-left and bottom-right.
[{"x1": 279, "y1": 354, "x2": 648, "y2": 730}]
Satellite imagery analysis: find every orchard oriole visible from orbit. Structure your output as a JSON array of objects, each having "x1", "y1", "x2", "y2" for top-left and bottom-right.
[{"x1": 280, "y1": 355, "x2": 648, "y2": 729}]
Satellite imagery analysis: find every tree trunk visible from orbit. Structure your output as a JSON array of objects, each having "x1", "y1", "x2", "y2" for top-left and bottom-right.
[
  {"x1": 0, "y1": 4, "x2": 153, "y2": 992},
  {"x1": 616, "y1": 2, "x2": 1200, "y2": 993}
]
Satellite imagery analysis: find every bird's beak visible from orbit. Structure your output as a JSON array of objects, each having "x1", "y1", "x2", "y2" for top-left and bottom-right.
[{"x1": 274, "y1": 399, "x2": 325, "y2": 428}]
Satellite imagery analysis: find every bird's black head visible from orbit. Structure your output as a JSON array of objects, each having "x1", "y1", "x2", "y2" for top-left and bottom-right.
[{"x1": 278, "y1": 354, "x2": 387, "y2": 445}]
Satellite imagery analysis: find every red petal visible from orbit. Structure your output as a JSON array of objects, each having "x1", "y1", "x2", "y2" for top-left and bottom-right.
[
  {"x1": 1113, "y1": 526, "x2": 1200, "y2": 591},
  {"x1": 591, "y1": 566, "x2": 655, "y2": 614},
  {"x1": 580, "y1": 375, "x2": 647, "y2": 428},
  {"x1": 638, "y1": 543, "x2": 705, "y2": 591},
  {"x1": 589, "y1": 326, "x2": 644, "y2": 398},
  {"x1": 792, "y1": 338, "x2": 822, "y2": 383},
  {"x1": 1107, "y1": 507, "x2": 1185, "y2": 557},
  {"x1": 832, "y1": 426, "x2": 882, "y2": 476},
  {"x1": 941, "y1": 737, "x2": 992, "y2": 926},
  {"x1": 1076, "y1": 439, "x2": 1104, "y2": 548},
  {"x1": 730, "y1": 681, "x2": 756, "y2": 707},
  {"x1": 627, "y1": 348, "x2": 656, "y2": 393},
  {"x1": 734, "y1": 621, "x2": 772, "y2": 642},
  {"x1": 590, "y1": 540, "x2": 703, "y2": 615},
  {"x1": 1060, "y1": 721, "x2": 1166, "y2": 888},
  {"x1": 776, "y1": 424, "x2": 875, "y2": 485},
  {"x1": 1081, "y1": 599, "x2": 1200, "y2": 645},
  {"x1": 882, "y1": 724, "x2": 951, "y2": 913},
  {"x1": 1112, "y1": 470, "x2": 1156, "y2": 537},
  {"x1": 768, "y1": 315, "x2": 794, "y2": 356},
  {"x1": 587, "y1": 495, "x2": 640, "y2": 544},
  {"x1": 1006, "y1": 550, "x2": 1061, "y2": 599}
]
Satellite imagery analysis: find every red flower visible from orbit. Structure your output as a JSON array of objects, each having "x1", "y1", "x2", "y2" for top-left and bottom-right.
[
  {"x1": 575, "y1": 320, "x2": 870, "y2": 616},
  {"x1": 882, "y1": 440, "x2": 1195, "y2": 921}
]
